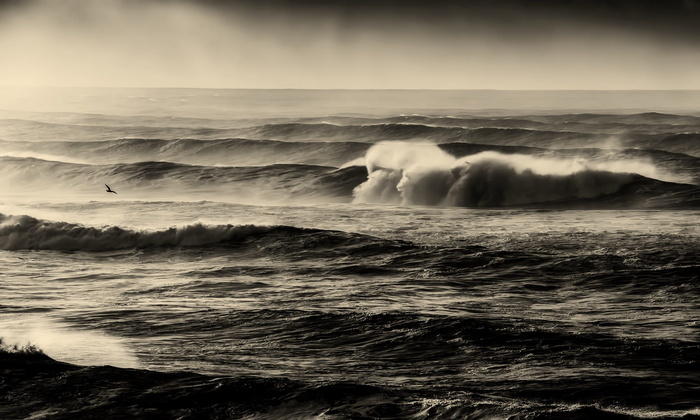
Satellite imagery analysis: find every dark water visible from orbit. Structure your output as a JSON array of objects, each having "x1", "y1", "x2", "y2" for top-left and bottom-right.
[{"x1": 1, "y1": 89, "x2": 699, "y2": 419}]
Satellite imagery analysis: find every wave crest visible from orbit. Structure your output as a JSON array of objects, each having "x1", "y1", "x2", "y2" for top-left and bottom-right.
[
  {"x1": 353, "y1": 142, "x2": 656, "y2": 207},
  {"x1": 0, "y1": 214, "x2": 415, "y2": 253},
  {"x1": 0, "y1": 214, "x2": 279, "y2": 251}
]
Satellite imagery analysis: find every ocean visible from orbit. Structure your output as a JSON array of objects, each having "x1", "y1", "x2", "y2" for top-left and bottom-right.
[{"x1": 1, "y1": 88, "x2": 699, "y2": 419}]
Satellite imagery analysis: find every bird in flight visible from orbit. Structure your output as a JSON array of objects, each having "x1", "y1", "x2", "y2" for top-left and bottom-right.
[{"x1": 105, "y1": 184, "x2": 117, "y2": 194}]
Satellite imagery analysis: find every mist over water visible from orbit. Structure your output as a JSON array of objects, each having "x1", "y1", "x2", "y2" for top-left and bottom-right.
[
  {"x1": 1, "y1": 88, "x2": 699, "y2": 419},
  {"x1": 2, "y1": 0, "x2": 700, "y2": 89}
]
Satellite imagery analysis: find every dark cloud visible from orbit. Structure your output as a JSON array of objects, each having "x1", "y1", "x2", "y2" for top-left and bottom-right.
[
  {"x1": 1, "y1": 0, "x2": 698, "y2": 88},
  {"x1": 4, "y1": 0, "x2": 699, "y2": 43},
  {"x1": 0, "y1": 0, "x2": 25, "y2": 7},
  {"x1": 193, "y1": 0, "x2": 700, "y2": 44}
]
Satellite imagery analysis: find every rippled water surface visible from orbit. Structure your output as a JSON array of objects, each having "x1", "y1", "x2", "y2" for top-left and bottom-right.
[{"x1": 1, "y1": 89, "x2": 699, "y2": 419}]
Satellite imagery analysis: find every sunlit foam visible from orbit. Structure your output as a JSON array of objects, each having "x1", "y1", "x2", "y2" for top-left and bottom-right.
[
  {"x1": 352, "y1": 142, "x2": 664, "y2": 207},
  {"x1": 0, "y1": 316, "x2": 140, "y2": 368}
]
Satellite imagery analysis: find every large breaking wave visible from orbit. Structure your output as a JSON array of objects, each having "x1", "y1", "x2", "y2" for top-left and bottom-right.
[
  {"x1": 1, "y1": 148, "x2": 698, "y2": 208},
  {"x1": 352, "y1": 142, "x2": 700, "y2": 207}
]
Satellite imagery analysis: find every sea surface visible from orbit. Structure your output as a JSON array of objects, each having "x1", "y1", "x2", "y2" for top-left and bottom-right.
[{"x1": 1, "y1": 88, "x2": 699, "y2": 419}]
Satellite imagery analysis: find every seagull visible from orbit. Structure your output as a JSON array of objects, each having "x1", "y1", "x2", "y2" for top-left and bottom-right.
[{"x1": 105, "y1": 184, "x2": 117, "y2": 194}]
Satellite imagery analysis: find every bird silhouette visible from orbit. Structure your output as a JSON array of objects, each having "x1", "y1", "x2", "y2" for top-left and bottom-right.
[{"x1": 105, "y1": 184, "x2": 117, "y2": 194}]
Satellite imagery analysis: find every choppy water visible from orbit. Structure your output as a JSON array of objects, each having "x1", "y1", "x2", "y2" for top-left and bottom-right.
[{"x1": 1, "y1": 89, "x2": 699, "y2": 419}]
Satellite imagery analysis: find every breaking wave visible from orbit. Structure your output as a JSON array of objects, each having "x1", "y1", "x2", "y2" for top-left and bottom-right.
[
  {"x1": 352, "y1": 142, "x2": 700, "y2": 208},
  {"x1": 1, "y1": 146, "x2": 698, "y2": 208}
]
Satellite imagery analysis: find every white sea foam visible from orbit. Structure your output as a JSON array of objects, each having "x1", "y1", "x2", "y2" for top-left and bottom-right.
[
  {"x1": 0, "y1": 317, "x2": 140, "y2": 369},
  {"x1": 352, "y1": 142, "x2": 658, "y2": 206}
]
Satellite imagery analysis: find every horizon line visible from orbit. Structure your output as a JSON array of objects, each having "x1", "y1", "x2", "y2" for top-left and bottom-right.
[{"x1": 2, "y1": 85, "x2": 700, "y2": 92}]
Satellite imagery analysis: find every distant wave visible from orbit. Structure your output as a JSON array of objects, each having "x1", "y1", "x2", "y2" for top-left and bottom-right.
[
  {"x1": 352, "y1": 142, "x2": 700, "y2": 208},
  {"x1": 241, "y1": 122, "x2": 469, "y2": 142},
  {"x1": 0, "y1": 118, "x2": 599, "y2": 145},
  {"x1": 1, "y1": 118, "x2": 475, "y2": 143},
  {"x1": 641, "y1": 132, "x2": 700, "y2": 157},
  {"x1": 388, "y1": 111, "x2": 700, "y2": 130},
  {"x1": 240, "y1": 122, "x2": 626, "y2": 151},
  {"x1": 4, "y1": 112, "x2": 700, "y2": 157},
  {"x1": 5, "y1": 110, "x2": 699, "y2": 132},
  {"x1": 0, "y1": 138, "x2": 370, "y2": 167},
  {"x1": 0, "y1": 118, "x2": 245, "y2": 142},
  {"x1": 545, "y1": 111, "x2": 700, "y2": 126}
]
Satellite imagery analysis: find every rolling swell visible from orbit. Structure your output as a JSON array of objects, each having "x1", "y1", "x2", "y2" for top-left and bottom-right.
[
  {"x1": 235, "y1": 122, "x2": 700, "y2": 156},
  {"x1": 242, "y1": 122, "x2": 613, "y2": 149},
  {"x1": 0, "y1": 214, "x2": 409, "y2": 252},
  {"x1": 0, "y1": 138, "x2": 370, "y2": 167},
  {"x1": 3, "y1": 111, "x2": 700, "y2": 155},
  {"x1": 0, "y1": 214, "x2": 271, "y2": 251},
  {"x1": 0, "y1": 156, "x2": 366, "y2": 201},
  {"x1": 0, "y1": 118, "x2": 246, "y2": 142},
  {"x1": 4, "y1": 116, "x2": 699, "y2": 164}
]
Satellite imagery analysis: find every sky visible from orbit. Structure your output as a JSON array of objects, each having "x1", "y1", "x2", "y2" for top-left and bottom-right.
[{"x1": 1, "y1": 0, "x2": 699, "y2": 89}]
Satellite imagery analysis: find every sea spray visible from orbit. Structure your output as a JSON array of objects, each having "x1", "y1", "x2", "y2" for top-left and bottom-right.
[
  {"x1": 352, "y1": 142, "x2": 654, "y2": 207},
  {"x1": 1, "y1": 317, "x2": 140, "y2": 368},
  {"x1": 353, "y1": 141, "x2": 455, "y2": 205}
]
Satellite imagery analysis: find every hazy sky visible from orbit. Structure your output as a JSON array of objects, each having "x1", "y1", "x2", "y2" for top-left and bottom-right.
[{"x1": 1, "y1": 0, "x2": 699, "y2": 89}]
